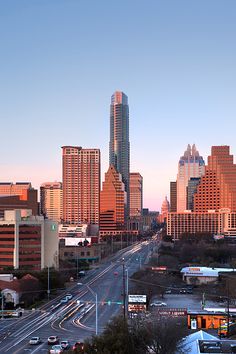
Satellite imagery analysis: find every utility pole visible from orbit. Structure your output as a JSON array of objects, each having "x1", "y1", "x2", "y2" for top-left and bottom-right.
[
  {"x1": 122, "y1": 258, "x2": 126, "y2": 321},
  {"x1": 126, "y1": 268, "x2": 129, "y2": 316},
  {"x1": 227, "y1": 280, "x2": 230, "y2": 338}
]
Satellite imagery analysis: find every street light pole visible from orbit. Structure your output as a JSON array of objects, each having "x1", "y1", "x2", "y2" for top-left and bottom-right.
[
  {"x1": 47, "y1": 266, "x2": 50, "y2": 301},
  {"x1": 125, "y1": 268, "x2": 129, "y2": 315},
  {"x1": 122, "y1": 258, "x2": 126, "y2": 321},
  {"x1": 86, "y1": 284, "x2": 98, "y2": 335}
]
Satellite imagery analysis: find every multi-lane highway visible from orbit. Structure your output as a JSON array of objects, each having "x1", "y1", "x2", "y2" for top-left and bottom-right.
[{"x1": 0, "y1": 240, "x2": 154, "y2": 353}]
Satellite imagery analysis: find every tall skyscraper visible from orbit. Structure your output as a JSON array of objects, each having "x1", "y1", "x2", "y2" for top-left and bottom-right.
[
  {"x1": 40, "y1": 182, "x2": 63, "y2": 222},
  {"x1": 62, "y1": 146, "x2": 100, "y2": 225},
  {"x1": 186, "y1": 177, "x2": 201, "y2": 211},
  {"x1": 194, "y1": 146, "x2": 236, "y2": 212},
  {"x1": 109, "y1": 91, "x2": 130, "y2": 220},
  {"x1": 100, "y1": 165, "x2": 126, "y2": 235},
  {"x1": 170, "y1": 181, "x2": 177, "y2": 212},
  {"x1": 130, "y1": 172, "x2": 143, "y2": 217},
  {"x1": 177, "y1": 144, "x2": 205, "y2": 212}
]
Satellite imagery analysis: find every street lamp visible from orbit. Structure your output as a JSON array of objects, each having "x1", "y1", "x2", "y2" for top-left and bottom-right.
[
  {"x1": 122, "y1": 258, "x2": 126, "y2": 321},
  {"x1": 86, "y1": 284, "x2": 98, "y2": 335}
]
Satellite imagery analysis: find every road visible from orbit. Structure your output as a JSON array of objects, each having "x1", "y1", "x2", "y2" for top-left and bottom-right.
[{"x1": 0, "y1": 240, "x2": 153, "y2": 353}]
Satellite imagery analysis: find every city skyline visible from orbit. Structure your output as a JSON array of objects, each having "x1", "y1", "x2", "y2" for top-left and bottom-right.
[{"x1": 0, "y1": 1, "x2": 236, "y2": 210}]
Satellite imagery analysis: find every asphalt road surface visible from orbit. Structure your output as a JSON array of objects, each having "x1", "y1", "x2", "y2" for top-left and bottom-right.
[{"x1": 0, "y1": 240, "x2": 153, "y2": 354}]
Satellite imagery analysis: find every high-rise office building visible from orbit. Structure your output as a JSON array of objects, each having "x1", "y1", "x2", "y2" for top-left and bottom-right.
[
  {"x1": 130, "y1": 172, "x2": 143, "y2": 217},
  {"x1": 62, "y1": 146, "x2": 100, "y2": 225},
  {"x1": 109, "y1": 91, "x2": 130, "y2": 220},
  {"x1": 100, "y1": 165, "x2": 126, "y2": 235},
  {"x1": 177, "y1": 144, "x2": 205, "y2": 212},
  {"x1": 194, "y1": 146, "x2": 236, "y2": 212},
  {"x1": 40, "y1": 182, "x2": 63, "y2": 222},
  {"x1": 187, "y1": 177, "x2": 201, "y2": 211},
  {"x1": 170, "y1": 181, "x2": 177, "y2": 212}
]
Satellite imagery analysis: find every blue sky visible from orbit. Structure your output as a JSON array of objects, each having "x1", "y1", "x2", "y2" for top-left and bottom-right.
[{"x1": 0, "y1": 0, "x2": 235, "y2": 210}]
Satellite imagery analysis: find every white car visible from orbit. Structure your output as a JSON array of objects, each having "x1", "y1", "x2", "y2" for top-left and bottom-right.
[
  {"x1": 48, "y1": 336, "x2": 59, "y2": 345},
  {"x1": 150, "y1": 301, "x2": 167, "y2": 307},
  {"x1": 49, "y1": 345, "x2": 64, "y2": 354},
  {"x1": 65, "y1": 293, "x2": 73, "y2": 300},
  {"x1": 29, "y1": 337, "x2": 41, "y2": 345},
  {"x1": 60, "y1": 340, "x2": 70, "y2": 349}
]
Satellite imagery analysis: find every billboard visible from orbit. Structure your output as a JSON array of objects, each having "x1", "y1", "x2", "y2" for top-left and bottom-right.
[
  {"x1": 128, "y1": 304, "x2": 147, "y2": 312},
  {"x1": 128, "y1": 295, "x2": 147, "y2": 303},
  {"x1": 156, "y1": 308, "x2": 187, "y2": 317}
]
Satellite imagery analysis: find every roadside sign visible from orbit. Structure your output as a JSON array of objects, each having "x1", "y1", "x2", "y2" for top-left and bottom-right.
[
  {"x1": 128, "y1": 295, "x2": 147, "y2": 303},
  {"x1": 155, "y1": 308, "x2": 187, "y2": 317},
  {"x1": 128, "y1": 304, "x2": 147, "y2": 312}
]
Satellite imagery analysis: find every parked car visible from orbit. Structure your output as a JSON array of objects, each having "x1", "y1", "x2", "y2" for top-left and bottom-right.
[
  {"x1": 60, "y1": 340, "x2": 70, "y2": 349},
  {"x1": 49, "y1": 345, "x2": 64, "y2": 354},
  {"x1": 29, "y1": 337, "x2": 41, "y2": 345},
  {"x1": 150, "y1": 301, "x2": 167, "y2": 307},
  {"x1": 48, "y1": 336, "x2": 59, "y2": 345}
]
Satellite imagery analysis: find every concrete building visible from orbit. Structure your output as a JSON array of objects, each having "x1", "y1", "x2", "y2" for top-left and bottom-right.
[
  {"x1": 130, "y1": 172, "x2": 143, "y2": 218},
  {"x1": 170, "y1": 181, "x2": 177, "y2": 212},
  {"x1": 109, "y1": 91, "x2": 130, "y2": 221},
  {"x1": 40, "y1": 182, "x2": 62, "y2": 222},
  {"x1": 177, "y1": 145, "x2": 205, "y2": 212},
  {"x1": 167, "y1": 208, "x2": 236, "y2": 239},
  {"x1": 194, "y1": 146, "x2": 236, "y2": 212},
  {"x1": 100, "y1": 165, "x2": 126, "y2": 236},
  {"x1": 0, "y1": 210, "x2": 58, "y2": 270},
  {"x1": 62, "y1": 146, "x2": 100, "y2": 225},
  {"x1": 0, "y1": 182, "x2": 38, "y2": 216}
]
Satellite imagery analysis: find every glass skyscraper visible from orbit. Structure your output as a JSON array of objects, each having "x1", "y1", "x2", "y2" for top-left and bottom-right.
[{"x1": 109, "y1": 91, "x2": 130, "y2": 220}]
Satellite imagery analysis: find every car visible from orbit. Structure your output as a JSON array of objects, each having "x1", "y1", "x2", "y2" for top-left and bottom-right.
[
  {"x1": 79, "y1": 270, "x2": 85, "y2": 276},
  {"x1": 60, "y1": 340, "x2": 70, "y2": 349},
  {"x1": 48, "y1": 336, "x2": 59, "y2": 345},
  {"x1": 49, "y1": 345, "x2": 64, "y2": 354},
  {"x1": 29, "y1": 337, "x2": 41, "y2": 345},
  {"x1": 165, "y1": 289, "x2": 172, "y2": 294},
  {"x1": 150, "y1": 301, "x2": 167, "y2": 307},
  {"x1": 65, "y1": 293, "x2": 73, "y2": 300},
  {"x1": 72, "y1": 341, "x2": 84, "y2": 351}
]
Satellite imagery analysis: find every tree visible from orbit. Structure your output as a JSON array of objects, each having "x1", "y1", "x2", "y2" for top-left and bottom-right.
[{"x1": 70, "y1": 315, "x2": 187, "y2": 354}]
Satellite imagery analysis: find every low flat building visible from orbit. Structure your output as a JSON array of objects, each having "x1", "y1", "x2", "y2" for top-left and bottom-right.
[
  {"x1": 59, "y1": 238, "x2": 101, "y2": 265},
  {"x1": 181, "y1": 266, "x2": 235, "y2": 285}
]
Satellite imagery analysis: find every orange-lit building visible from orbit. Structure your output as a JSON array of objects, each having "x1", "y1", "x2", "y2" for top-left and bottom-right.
[
  {"x1": 40, "y1": 182, "x2": 63, "y2": 222},
  {"x1": 0, "y1": 182, "x2": 38, "y2": 216},
  {"x1": 62, "y1": 146, "x2": 100, "y2": 225},
  {"x1": 130, "y1": 173, "x2": 143, "y2": 217},
  {"x1": 194, "y1": 146, "x2": 236, "y2": 212},
  {"x1": 100, "y1": 165, "x2": 126, "y2": 236}
]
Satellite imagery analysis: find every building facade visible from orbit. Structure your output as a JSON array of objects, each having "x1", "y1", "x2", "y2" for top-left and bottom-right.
[
  {"x1": 187, "y1": 177, "x2": 201, "y2": 211},
  {"x1": 0, "y1": 182, "x2": 38, "y2": 216},
  {"x1": 167, "y1": 209, "x2": 236, "y2": 239},
  {"x1": 0, "y1": 210, "x2": 58, "y2": 270},
  {"x1": 194, "y1": 146, "x2": 236, "y2": 213},
  {"x1": 177, "y1": 145, "x2": 205, "y2": 212},
  {"x1": 40, "y1": 182, "x2": 63, "y2": 222},
  {"x1": 170, "y1": 181, "x2": 177, "y2": 212},
  {"x1": 109, "y1": 91, "x2": 130, "y2": 221},
  {"x1": 100, "y1": 165, "x2": 126, "y2": 235},
  {"x1": 62, "y1": 146, "x2": 100, "y2": 225},
  {"x1": 130, "y1": 173, "x2": 143, "y2": 217}
]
